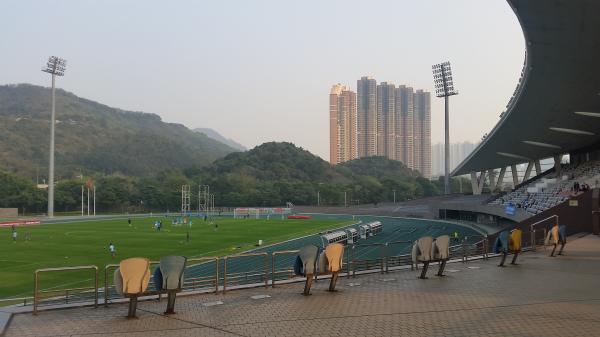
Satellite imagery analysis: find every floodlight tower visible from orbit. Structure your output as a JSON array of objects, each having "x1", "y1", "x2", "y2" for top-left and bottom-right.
[
  {"x1": 432, "y1": 61, "x2": 458, "y2": 195},
  {"x1": 198, "y1": 185, "x2": 209, "y2": 215},
  {"x1": 181, "y1": 185, "x2": 191, "y2": 215},
  {"x1": 42, "y1": 56, "x2": 67, "y2": 218}
]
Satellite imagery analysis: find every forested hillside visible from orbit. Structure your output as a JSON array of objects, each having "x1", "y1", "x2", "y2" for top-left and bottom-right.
[
  {"x1": 0, "y1": 84, "x2": 236, "y2": 178},
  {"x1": 0, "y1": 142, "x2": 463, "y2": 213}
]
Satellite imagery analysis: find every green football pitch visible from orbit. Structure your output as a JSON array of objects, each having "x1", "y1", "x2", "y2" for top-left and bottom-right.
[{"x1": 0, "y1": 216, "x2": 353, "y2": 299}]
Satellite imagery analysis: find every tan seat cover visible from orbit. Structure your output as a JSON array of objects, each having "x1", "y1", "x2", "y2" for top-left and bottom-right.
[
  {"x1": 545, "y1": 225, "x2": 559, "y2": 245},
  {"x1": 551, "y1": 225, "x2": 559, "y2": 244},
  {"x1": 433, "y1": 235, "x2": 450, "y2": 260},
  {"x1": 119, "y1": 257, "x2": 151, "y2": 295},
  {"x1": 325, "y1": 243, "x2": 344, "y2": 273},
  {"x1": 413, "y1": 236, "x2": 433, "y2": 262}
]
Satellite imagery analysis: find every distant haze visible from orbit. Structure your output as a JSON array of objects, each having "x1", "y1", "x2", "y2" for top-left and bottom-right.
[
  {"x1": 194, "y1": 128, "x2": 247, "y2": 151},
  {"x1": 1, "y1": 0, "x2": 524, "y2": 159}
]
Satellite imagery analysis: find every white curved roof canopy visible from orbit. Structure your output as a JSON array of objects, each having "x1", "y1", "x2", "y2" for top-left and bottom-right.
[{"x1": 453, "y1": 0, "x2": 600, "y2": 176}]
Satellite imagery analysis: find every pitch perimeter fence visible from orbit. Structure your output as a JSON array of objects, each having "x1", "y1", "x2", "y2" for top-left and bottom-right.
[{"x1": 3, "y1": 214, "x2": 550, "y2": 311}]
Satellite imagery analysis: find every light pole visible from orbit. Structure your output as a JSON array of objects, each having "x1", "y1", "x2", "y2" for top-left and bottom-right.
[
  {"x1": 42, "y1": 56, "x2": 66, "y2": 218},
  {"x1": 317, "y1": 191, "x2": 320, "y2": 207},
  {"x1": 81, "y1": 185, "x2": 84, "y2": 216},
  {"x1": 393, "y1": 189, "x2": 396, "y2": 204},
  {"x1": 432, "y1": 61, "x2": 458, "y2": 195}
]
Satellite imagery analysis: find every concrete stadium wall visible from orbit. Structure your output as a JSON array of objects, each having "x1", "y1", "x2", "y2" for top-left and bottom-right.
[{"x1": 519, "y1": 189, "x2": 595, "y2": 236}]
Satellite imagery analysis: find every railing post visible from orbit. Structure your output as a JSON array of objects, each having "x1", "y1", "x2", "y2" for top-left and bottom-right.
[
  {"x1": 33, "y1": 271, "x2": 39, "y2": 315},
  {"x1": 352, "y1": 245, "x2": 356, "y2": 278},
  {"x1": 462, "y1": 238, "x2": 467, "y2": 263},
  {"x1": 484, "y1": 236, "x2": 488, "y2": 260},
  {"x1": 271, "y1": 253, "x2": 277, "y2": 288},
  {"x1": 94, "y1": 266, "x2": 98, "y2": 309},
  {"x1": 532, "y1": 229, "x2": 537, "y2": 251},
  {"x1": 345, "y1": 246, "x2": 350, "y2": 278},
  {"x1": 543, "y1": 229, "x2": 547, "y2": 251},
  {"x1": 382, "y1": 244, "x2": 387, "y2": 274},
  {"x1": 215, "y1": 257, "x2": 219, "y2": 294},
  {"x1": 104, "y1": 266, "x2": 109, "y2": 306},
  {"x1": 264, "y1": 253, "x2": 269, "y2": 288},
  {"x1": 222, "y1": 257, "x2": 228, "y2": 294}
]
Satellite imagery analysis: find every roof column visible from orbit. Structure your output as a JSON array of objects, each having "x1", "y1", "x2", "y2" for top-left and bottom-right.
[{"x1": 511, "y1": 164, "x2": 519, "y2": 187}]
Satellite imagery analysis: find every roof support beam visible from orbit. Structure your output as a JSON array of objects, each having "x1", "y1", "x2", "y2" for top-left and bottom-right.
[
  {"x1": 523, "y1": 162, "x2": 534, "y2": 181},
  {"x1": 495, "y1": 167, "x2": 506, "y2": 192},
  {"x1": 554, "y1": 154, "x2": 563, "y2": 176},
  {"x1": 511, "y1": 164, "x2": 519, "y2": 187},
  {"x1": 534, "y1": 160, "x2": 542, "y2": 176},
  {"x1": 470, "y1": 171, "x2": 487, "y2": 195},
  {"x1": 488, "y1": 169, "x2": 497, "y2": 192}
]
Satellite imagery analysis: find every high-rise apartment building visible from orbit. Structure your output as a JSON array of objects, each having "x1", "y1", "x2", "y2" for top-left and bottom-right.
[
  {"x1": 357, "y1": 77, "x2": 377, "y2": 158},
  {"x1": 413, "y1": 89, "x2": 431, "y2": 178},
  {"x1": 431, "y1": 141, "x2": 478, "y2": 177},
  {"x1": 377, "y1": 82, "x2": 396, "y2": 159},
  {"x1": 330, "y1": 77, "x2": 431, "y2": 177},
  {"x1": 329, "y1": 84, "x2": 358, "y2": 165},
  {"x1": 395, "y1": 85, "x2": 414, "y2": 168}
]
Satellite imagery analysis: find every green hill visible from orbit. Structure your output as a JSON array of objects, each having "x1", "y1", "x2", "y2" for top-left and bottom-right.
[
  {"x1": 205, "y1": 142, "x2": 349, "y2": 182},
  {"x1": 0, "y1": 141, "x2": 445, "y2": 212},
  {"x1": 188, "y1": 142, "x2": 437, "y2": 206},
  {"x1": 0, "y1": 84, "x2": 237, "y2": 178}
]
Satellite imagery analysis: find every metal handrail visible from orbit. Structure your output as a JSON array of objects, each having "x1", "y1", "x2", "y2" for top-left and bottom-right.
[
  {"x1": 529, "y1": 215, "x2": 558, "y2": 251},
  {"x1": 530, "y1": 214, "x2": 558, "y2": 230},
  {"x1": 185, "y1": 257, "x2": 219, "y2": 294},
  {"x1": 271, "y1": 250, "x2": 299, "y2": 287},
  {"x1": 34, "y1": 265, "x2": 98, "y2": 315},
  {"x1": 223, "y1": 252, "x2": 269, "y2": 293},
  {"x1": 103, "y1": 263, "x2": 119, "y2": 306}
]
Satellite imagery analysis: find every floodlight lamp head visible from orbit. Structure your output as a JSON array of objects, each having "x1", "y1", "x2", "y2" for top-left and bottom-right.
[
  {"x1": 42, "y1": 56, "x2": 67, "y2": 76},
  {"x1": 432, "y1": 61, "x2": 458, "y2": 97}
]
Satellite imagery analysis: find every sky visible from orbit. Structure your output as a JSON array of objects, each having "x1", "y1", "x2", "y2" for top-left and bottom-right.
[{"x1": 0, "y1": 0, "x2": 524, "y2": 160}]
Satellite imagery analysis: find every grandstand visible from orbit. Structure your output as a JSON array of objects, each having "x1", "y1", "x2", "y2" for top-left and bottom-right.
[
  {"x1": 436, "y1": 0, "x2": 600, "y2": 236},
  {"x1": 488, "y1": 160, "x2": 600, "y2": 215}
]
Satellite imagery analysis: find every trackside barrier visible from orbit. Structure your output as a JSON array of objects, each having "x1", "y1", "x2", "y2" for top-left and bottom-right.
[
  {"x1": 34, "y1": 265, "x2": 98, "y2": 315},
  {"x1": 22, "y1": 233, "x2": 505, "y2": 312},
  {"x1": 529, "y1": 215, "x2": 558, "y2": 251},
  {"x1": 223, "y1": 252, "x2": 269, "y2": 293},
  {"x1": 349, "y1": 243, "x2": 386, "y2": 277},
  {"x1": 104, "y1": 263, "x2": 120, "y2": 305},
  {"x1": 382, "y1": 241, "x2": 412, "y2": 272},
  {"x1": 271, "y1": 250, "x2": 300, "y2": 287},
  {"x1": 460, "y1": 235, "x2": 488, "y2": 262},
  {"x1": 182, "y1": 257, "x2": 219, "y2": 294}
]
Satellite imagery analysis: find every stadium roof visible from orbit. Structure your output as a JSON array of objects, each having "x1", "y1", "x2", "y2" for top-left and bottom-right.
[{"x1": 453, "y1": 0, "x2": 600, "y2": 176}]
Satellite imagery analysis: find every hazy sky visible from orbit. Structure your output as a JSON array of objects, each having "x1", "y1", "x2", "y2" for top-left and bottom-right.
[{"x1": 1, "y1": 0, "x2": 524, "y2": 159}]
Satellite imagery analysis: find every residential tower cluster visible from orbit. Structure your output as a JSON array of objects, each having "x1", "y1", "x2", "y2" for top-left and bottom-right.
[{"x1": 330, "y1": 76, "x2": 431, "y2": 177}]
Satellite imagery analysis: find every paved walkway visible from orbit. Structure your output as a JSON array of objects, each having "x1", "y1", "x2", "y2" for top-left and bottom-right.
[{"x1": 5, "y1": 235, "x2": 600, "y2": 337}]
